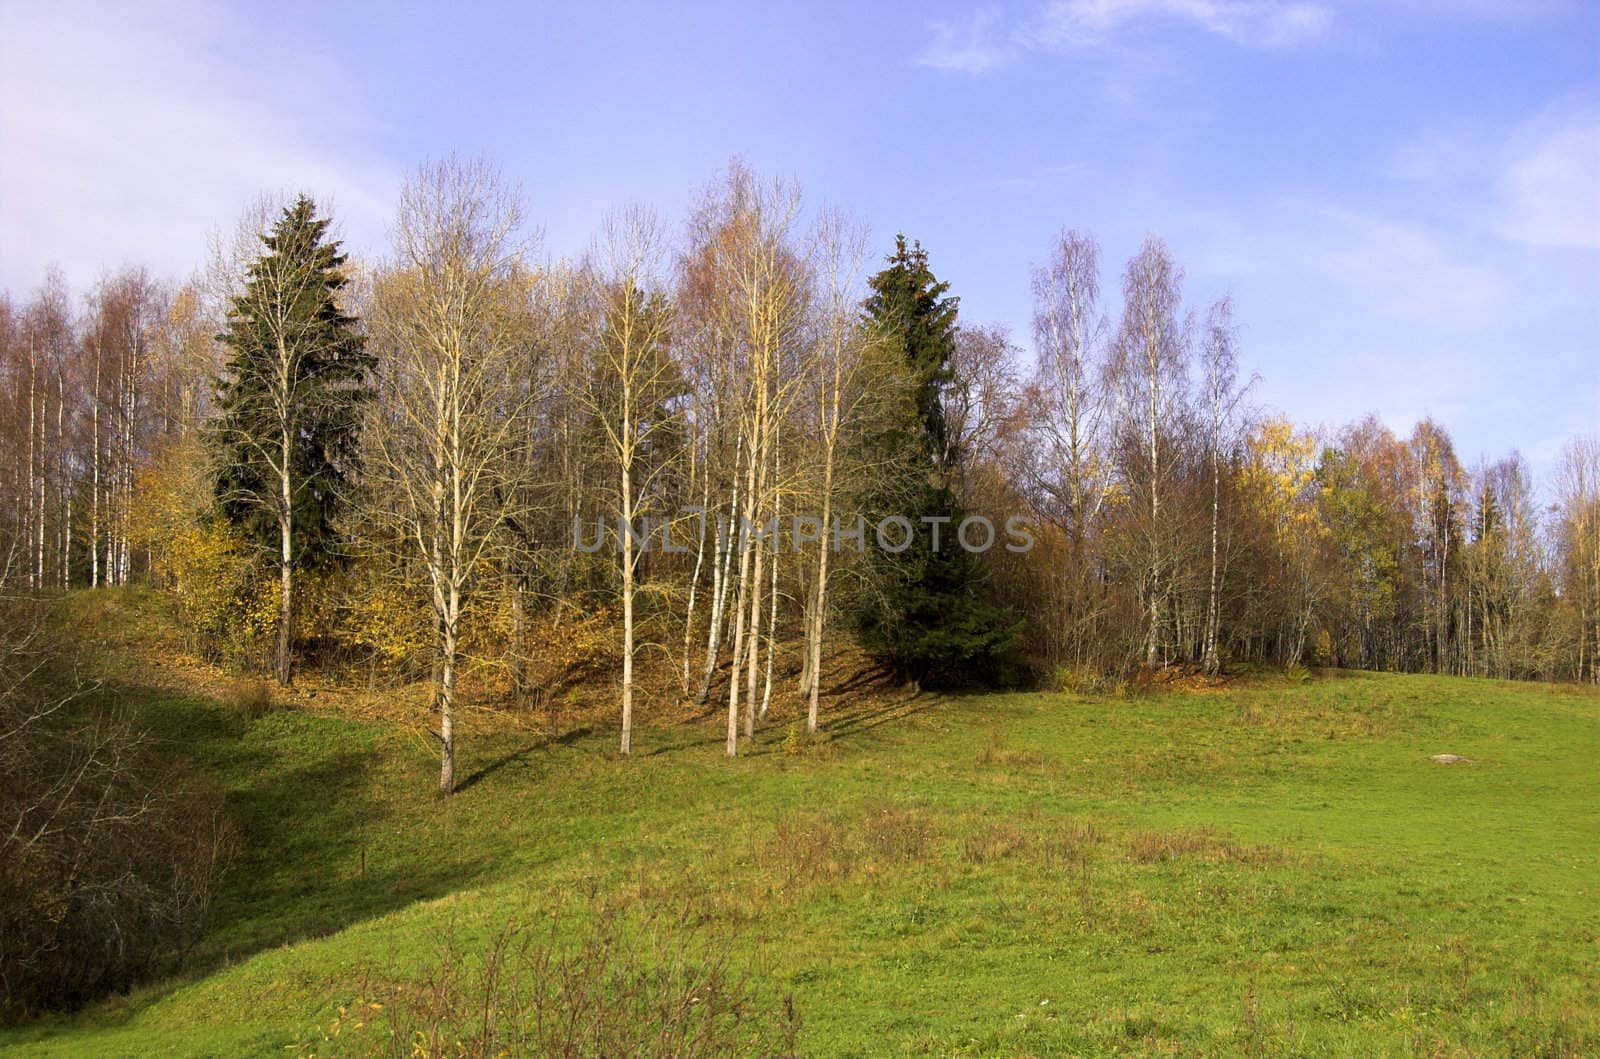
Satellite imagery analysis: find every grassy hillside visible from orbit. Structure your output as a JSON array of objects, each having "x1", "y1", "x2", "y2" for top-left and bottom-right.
[{"x1": 1, "y1": 590, "x2": 1596, "y2": 1056}]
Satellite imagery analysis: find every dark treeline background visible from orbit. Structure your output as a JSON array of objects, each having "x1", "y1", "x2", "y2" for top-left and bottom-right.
[{"x1": 1, "y1": 158, "x2": 1596, "y2": 768}]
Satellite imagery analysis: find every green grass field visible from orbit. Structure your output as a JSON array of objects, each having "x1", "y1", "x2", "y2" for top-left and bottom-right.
[{"x1": 2, "y1": 591, "x2": 1596, "y2": 1056}]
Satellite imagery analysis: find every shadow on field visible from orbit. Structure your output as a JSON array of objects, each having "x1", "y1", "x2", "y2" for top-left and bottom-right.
[
  {"x1": 632, "y1": 679, "x2": 942, "y2": 758},
  {"x1": 820, "y1": 683, "x2": 943, "y2": 740},
  {"x1": 454, "y1": 732, "x2": 578, "y2": 793},
  {"x1": 105, "y1": 678, "x2": 498, "y2": 976},
  {"x1": 77, "y1": 610, "x2": 940, "y2": 985},
  {"x1": 824, "y1": 661, "x2": 893, "y2": 697}
]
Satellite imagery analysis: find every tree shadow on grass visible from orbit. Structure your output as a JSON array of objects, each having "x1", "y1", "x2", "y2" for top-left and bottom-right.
[
  {"x1": 818, "y1": 685, "x2": 944, "y2": 742},
  {"x1": 108, "y1": 681, "x2": 499, "y2": 979},
  {"x1": 824, "y1": 661, "x2": 894, "y2": 697},
  {"x1": 92, "y1": 656, "x2": 938, "y2": 990},
  {"x1": 640, "y1": 724, "x2": 737, "y2": 757},
  {"x1": 453, "y1": 734, "x2": 564, "y2": 794}
]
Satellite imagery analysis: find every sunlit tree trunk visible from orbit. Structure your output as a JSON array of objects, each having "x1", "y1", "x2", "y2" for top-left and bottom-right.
[{"x1": 367, "y1": 157, "x2": 534, "y2": 795}]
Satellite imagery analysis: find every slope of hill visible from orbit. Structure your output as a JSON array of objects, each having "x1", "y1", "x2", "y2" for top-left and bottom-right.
[{"x1": 2, "y1": 590, "x2": 1595, "y2": 1056}]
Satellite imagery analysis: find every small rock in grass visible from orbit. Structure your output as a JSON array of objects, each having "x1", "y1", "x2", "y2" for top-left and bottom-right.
[{"x1": 1430, "y1": 753, "x2": 1473, "y2": 765}]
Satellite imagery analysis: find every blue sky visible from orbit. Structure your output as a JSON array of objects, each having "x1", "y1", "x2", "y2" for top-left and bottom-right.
[{"x1": 2, "y1": 0, "x2": 1595, "y2": 479}]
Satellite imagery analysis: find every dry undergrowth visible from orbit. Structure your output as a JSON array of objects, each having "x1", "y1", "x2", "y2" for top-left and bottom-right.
[{"x1": 93, "y1": 594, "x2": 924, "y2": 749}]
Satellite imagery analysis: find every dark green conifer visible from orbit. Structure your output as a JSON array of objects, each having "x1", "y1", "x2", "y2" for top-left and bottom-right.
[
  {"x1": 210, "y1": 196, "x2": 371, "y2": 681},
  {"x1": 856, "y1": 236, "x2": 1021, "y2": 686}
]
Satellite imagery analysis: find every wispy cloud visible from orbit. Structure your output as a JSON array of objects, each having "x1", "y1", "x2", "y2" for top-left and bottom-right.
[
  {"x1": 0, "y1": 2, "x2": 397, "y2": 293},
  {"x1": 1294, "y1": 202, "x2": 1507, "y2": 322},
  {"x1": 1382, "y1": 99, "x2": 1600, "y2": 252},
  {"x1": 1185, "y1": 197, "x2": 1508, "y2": 327},
  {"x1": 1167, "y1": 88, "x2": 1598, "y2": 477},
  {"x1": 918, "y1": 10, "x2": 1021, "y2": 75},
  {"x1": 1033, "y1": 0, "x2": 1332, "y2": 49},
  {"x1": 1494, "y1": 101, "x2": 1600, "y2": 251},
  {"x1": 917, "y1": 0, "x2": 1332, "y2": 76},
  {"x1": 1168, "y1": 189, "x2": 1594, "y2": 474}
]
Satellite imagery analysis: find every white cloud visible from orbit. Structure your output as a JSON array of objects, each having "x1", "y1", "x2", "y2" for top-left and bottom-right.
[
  {"x1": 1035, "y1": 0, "x2": 1333, "y2": 48},
  {"x1": 0, "y1": 2, "x2": 398, "y2": 295},
  {"x1": 1381, "y1": 99, "x2": 1600, "y2": 252},
  {"x1": 917, "y1": 10, "x2": 1021, "y2": 75},
  {"x1": 918, "y1": 0, "x2": 1332, "y2": 77},
  {"x1": 1294, "y1": 203, "x2": 1507, "y2": 322},
  {"x1": 1494, "y1": 102, "x2": 1600, "y2": 251}
]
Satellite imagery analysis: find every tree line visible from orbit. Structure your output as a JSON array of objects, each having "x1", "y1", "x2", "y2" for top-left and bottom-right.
[{"x1": 1, "y1": 157, "x2": 1596, "y2": 795}]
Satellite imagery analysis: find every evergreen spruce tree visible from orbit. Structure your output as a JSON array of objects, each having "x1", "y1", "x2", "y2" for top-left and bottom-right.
[
  {"x1": 856, "y1": 236, "x2": 1021, "y2": 686},
  {"x1": 210, "y1": 196, "x2": 371, "y2": 683}
]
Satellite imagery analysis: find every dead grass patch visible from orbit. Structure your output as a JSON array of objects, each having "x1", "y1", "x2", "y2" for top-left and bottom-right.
[
  {"x1": 1232, "y1": 697, "x2": 1399, "y2": 740},
  {"x1": 768, "y1": 805, "x2": 935, "y2": 892},
  {"x1": 975, "y1": 726, "x2": 1051, "y2": 768},
  {"x1": 1125, "y1": 825, "x2": 1287, "y2": 866},
  {"x1": 960, "y1": 822, "x2": 1032, "y2": 864}
]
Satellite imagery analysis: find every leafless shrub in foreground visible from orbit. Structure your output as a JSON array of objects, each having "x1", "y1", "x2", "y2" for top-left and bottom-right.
[{"x1": 0, "y1": 596, "x2": 235, "y2": 1021}]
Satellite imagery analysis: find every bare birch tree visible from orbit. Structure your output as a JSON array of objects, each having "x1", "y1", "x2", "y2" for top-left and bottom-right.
[
  {"x1": 798, "y1": 210, "x2": 874, "y2": 732},
  {"x1": 1111, "y1": 236, "x2": 1188, "y2": 670},
  {"x1": 1554, "y1": 436, "x2": 1600, "y2": 683},
  {"x1": 1028, "y1": 230, "x2": 1116, "y2": 667},
  {"x1": 367, "y1": 157, "x2": 535, "y2": 794},
  {"x1": 576, "y1": 207, "x2": 679, "y2": 755},
  {"x1": 678, "y1": 163, "x2": 810, "y2": 755},
  {"x1": 1198, "y1": 296, "x2": 1252, "y2": 674},
  {"x1": 724, "y1": 173, "x2": 809, "y2": 754}
]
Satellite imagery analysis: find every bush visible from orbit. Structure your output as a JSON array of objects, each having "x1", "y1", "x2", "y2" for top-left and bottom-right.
[
  {"x1": 1053, "y1": 663, "x2": 1121, "y2": 695},
  {"x1": 0, "y1": 599, "x2": 234, "y2": 1021},
  {"x1": 155, "y1": 517, "x2": 274, "y2": 667},
  {"x1": 343, "y1": 567, "x2": 433, "y2": 677},
  {"x1": 225, "y1": 677, "x2": 275, "y2": 720}
]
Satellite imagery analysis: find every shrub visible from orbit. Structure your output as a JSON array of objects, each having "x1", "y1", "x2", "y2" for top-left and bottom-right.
[
  {"x1": 1053, "y1": 663, "x2": 1118, "y2": 695},
  {"x1": 961, "y1": 822, "x2": 1030, "y2": 864},
  {"x1": 1124, "y1": 825, "x2": 1285, "y2": 866},
  {"x1": 0, "y1": 599, "x2": 235, "y2": 1021},
  {"x1": 225, "y1": 677, "x2": 275, "y2": 720},
  {"x1": 861, "y1": 806, "x2": 933, "y2": 863},
  {"x1": 343, "y1": 567, "x2": 434, "y2": 679},
  {"x1": 131, "y1": 436, "x2": 274, "y2": 668}
]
